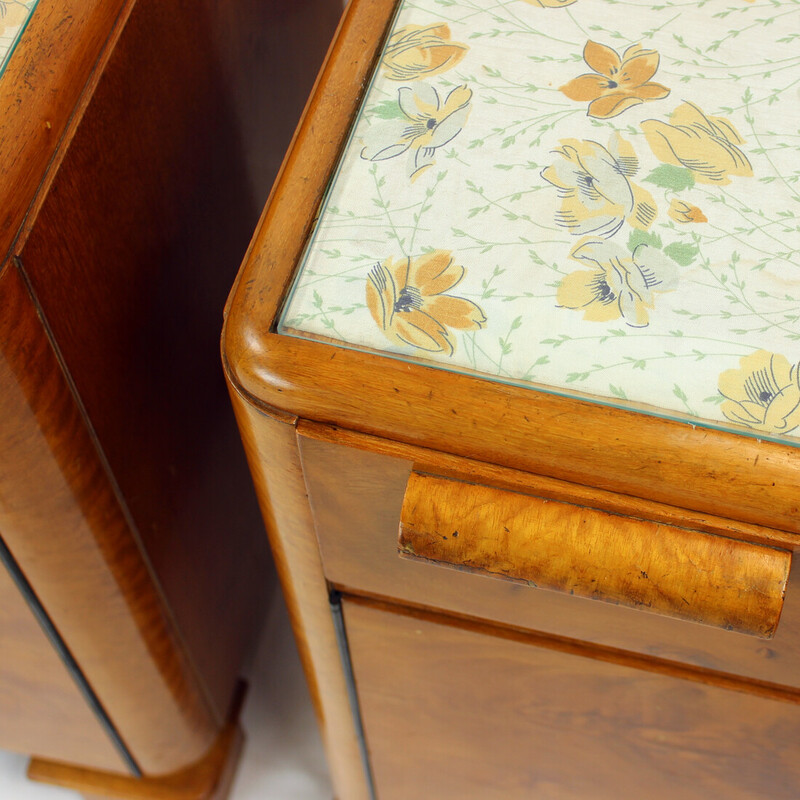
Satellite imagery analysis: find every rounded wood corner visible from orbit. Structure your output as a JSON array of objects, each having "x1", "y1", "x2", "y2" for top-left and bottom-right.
[
  {"x1": 219, "y1": 0, "x2": 800, "y2": 536},
  {"x1": 27, "y1": 685, "x2": 247, "y2": 800}
]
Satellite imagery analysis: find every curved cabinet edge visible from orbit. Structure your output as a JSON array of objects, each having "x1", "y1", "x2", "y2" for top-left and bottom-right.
[{"x1": 226, "y1": 380, "x2": 371, "y2": 800}]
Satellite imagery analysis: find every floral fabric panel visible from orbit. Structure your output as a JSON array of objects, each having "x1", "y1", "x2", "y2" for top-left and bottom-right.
[
  {"x1": 280, "y1": 0, "x2": 800, "y2": 445},
  {"x1": 0, "y1": 1, "x2": 36, "y2": 77}
]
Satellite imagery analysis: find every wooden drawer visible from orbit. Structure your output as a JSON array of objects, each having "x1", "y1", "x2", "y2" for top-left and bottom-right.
[
  {"x1": 344, "y1": 597, "x2": 800, "y2": 800},
  {"x1": 298, "y1": 423, "x2": 800, "y2": 691}
]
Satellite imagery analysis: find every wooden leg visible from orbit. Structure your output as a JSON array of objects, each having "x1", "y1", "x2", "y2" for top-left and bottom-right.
[{"x1": 27, "y1": 687, "x2": 245, "y2": 800}]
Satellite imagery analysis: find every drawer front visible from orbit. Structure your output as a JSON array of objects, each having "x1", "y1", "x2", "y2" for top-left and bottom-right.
[
  {"x1": 298, "y1": 423, "x2": 800, "y2": 689},
  {"x1": 344, "y1": 597, "x2": 800, "y2": 800}
]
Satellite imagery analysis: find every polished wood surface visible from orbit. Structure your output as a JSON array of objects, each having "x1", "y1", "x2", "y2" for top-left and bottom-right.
[
  {"x1": 297, "y1": 424, "x2": 800, "y2": 689},
  {"x1": 0, "y1": 0, "x2": 129, "y2": 262},
  {"x1": 0, "y1": 262, "x2": 216, "y2": 774},
  {"x1": 29, "y1": 686, "x2": 246, "y2": 800},
  {"x1": 345, "y1": 597, "x2": 800, "y2": 800},
  {"x1": 302, "y1": 420, "x2": 800, "y2": 551},
  {"x1": 16, "y1": 0, "x2": 308, "y2": 720},
  {"x1": 400, "y1": 472, "x2": 791, "y2": 638},
  {"x1": 223, "y1": 0, "x2": 800, "y2": 537},
  {"x1": 0, "y1": 561, "x2": 126, "y2": 771},
  {"x1": 1, "y1": 0, "x2": 343, "y2": 784},
  {"x1": 226, "y1": 392, "x2": 370, "y2": 800}
]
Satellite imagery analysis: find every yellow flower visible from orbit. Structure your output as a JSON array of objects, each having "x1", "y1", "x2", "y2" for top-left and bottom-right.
[
  {"x1": 560, "y1": 41, "x2": 670, "y2": 119},
  {"x1": 718, "y1": 351, "x2": 800, "y2": 434},
  {"x1": 668, "y1": 198, "x2": 707, "y2": 224},
  {"x1": 557, "y1": 238, "x2": 678, "y2": 327},
  {"x1": 0, "y1": 1, "x2": 29, "y2": 37},
  {"x1": 541, "y1": 133, "x2": 657, "y2": 238},
  {"x1": 522, "y1": 0, "x2": 578, "y2": 6},
  {"x1": 366, "y1": 251, "x2": 486, "y2": 355},
  {"x1": 641, "y1": 102, "x2": 753, "y2": 185},
  {"x1": 361, "y1": 83, "x2": 472, "y2": 180},
  {"x1": 381, "y1": 23, "x2": 467, "y2": 81}
]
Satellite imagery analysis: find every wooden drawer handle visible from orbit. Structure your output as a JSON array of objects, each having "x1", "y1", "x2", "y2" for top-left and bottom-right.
[{"x1": 398, "y1": 473, "x2": 791, "y2": 639}]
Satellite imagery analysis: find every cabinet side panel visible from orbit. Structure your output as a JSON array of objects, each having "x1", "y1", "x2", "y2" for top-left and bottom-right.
[
  {"x1": 0, "y1": 262, "x2": 217, "y2": 775},
  {"x1": 226, "y1": 390, "x2": 370, "y2": 800},
  {"x1": 16, "y1": 0, "x2": 342, "y2": 718},
  {"x1": 0, "y1": 556, "x2": 127, "y2": 771}
]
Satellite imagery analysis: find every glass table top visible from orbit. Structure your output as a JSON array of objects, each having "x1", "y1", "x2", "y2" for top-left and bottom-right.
[
  {"x1": 0, "y1": 1, "x2": 36, "y2": 78},
  {"x1": 279, "y1": 0, "x2": 800, "y2": 446}
]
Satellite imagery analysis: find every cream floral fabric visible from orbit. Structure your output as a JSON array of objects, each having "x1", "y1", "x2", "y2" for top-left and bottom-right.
[
  {"x1": 0, "y1": 1, "x2": 35, "y2": 76},
  {"x1": 280, "y1": 0, "x2": 800, "y2": 444}
]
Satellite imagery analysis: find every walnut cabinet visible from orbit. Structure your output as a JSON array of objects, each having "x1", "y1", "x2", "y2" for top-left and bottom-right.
[
  {"x1": 223, "y1": 1, "x2": 800, "y2": 797},
  {"x1": 0, "y1": 0, "x2": 342, "y2": 797}
]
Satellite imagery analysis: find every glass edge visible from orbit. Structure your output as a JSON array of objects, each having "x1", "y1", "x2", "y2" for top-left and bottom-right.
[
  {"x1": 278, "y1": 324, "x2": 800, "y2": 450},
  {"x1": 0, "y1": 0, "x2": 40, "y2": 81}
]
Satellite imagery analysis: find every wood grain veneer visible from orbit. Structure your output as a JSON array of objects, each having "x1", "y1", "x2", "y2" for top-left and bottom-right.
[
  {"x1": 226, "y1": 391, "x2": 370, "y2": 800},
  {"x1": 399, "y1": 472, "x2": 791, "y2": 638},
  {"x1": 0, "y1": 0, "x2": 129, "y2": 262},
  {"x1": 2, "y1": 0, "x2": 343, "y2": 784},
  {"x1": 296, "y1": 423, "x2": 800, "y2": 689},
  {"x1": 221, "y1": 0, "x2": 800, "y2": 796},
  {"x1": 28, "y1": 686, "x2": 246, "y2": 800},
  {"x1": 15, "y1": 0, "x2": 300, "y2": 720},
  {"x1": 0, "y1": 559, "x2": 126, "y2": 772},
  {"x1": 345, "y1": 596, "x2": 800, "y2": 800},
  {"x1": 0, "y1": 261, "x2": 216, "y2": 774}
]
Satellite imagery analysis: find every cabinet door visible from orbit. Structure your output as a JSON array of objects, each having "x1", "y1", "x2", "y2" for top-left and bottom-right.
[{"x1": 344, "y1": 598, "x2": 800, "y2": 800}]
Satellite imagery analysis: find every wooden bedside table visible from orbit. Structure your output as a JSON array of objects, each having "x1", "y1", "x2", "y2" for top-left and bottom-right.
[
  {"x1": 223, "y1": 1, "x2": 800, "y2": 797},
  {"x1": 0, "y1": 0, "x2": 341, "y2": 797}
]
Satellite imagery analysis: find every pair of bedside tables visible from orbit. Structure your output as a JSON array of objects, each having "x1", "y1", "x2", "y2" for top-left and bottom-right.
[{"x1": 224, "y1": 0, "x2": 800, "y2": 798}]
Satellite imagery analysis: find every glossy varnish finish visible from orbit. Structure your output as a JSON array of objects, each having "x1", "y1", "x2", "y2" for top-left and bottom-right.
[
  {"x1": 0, "y1": 0, "x2": 129, "y2": 261},
  {"x1": 345, "y1": 597, "x2": 800, "y2": 800},
  {"x1": 297, "y1": 424, "x2": 800, "y2": 690},
  {"x1": 222, "y1": 0, "x2": 800, "y2": 795},
  {"x1": 400, "y1": 472, "x2": 791, "y2": 638},
  {"x1": 16, "y1": 0, "x2": 295, "y2": 719},
  {"x1": 28, "y1": 686, "x2": 246, "y2": 800},
  {"x1": 1, "y1": 0, "x2": 344, "y2": 786},
  {"x1": 226, "y1": 391, "x2": 371, "y2": 800},
  {"x1": 0, "y1": 557, "x2": 126, "y2": 772},
  {"x1": 0, "y1": 262, "x2": 215, "y2": 773}
]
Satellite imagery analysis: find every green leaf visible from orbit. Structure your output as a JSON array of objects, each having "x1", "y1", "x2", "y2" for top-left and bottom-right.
[
  {"x1": 664, "y1": 242, "x2": 699, "y2": 266},
  {"x1": 609, "y1": 384, "x2": 628, "y2": 400},
  {"x1": 672, "y1": 384, "x2": 688, "y2": 402},
  {"x1": 643, "y1": 164, "x2": 695, "y2": 192},
  {"x1": 627, "y1": 229, "x2": 663, "y2": 252},
  {"x1": 370, "y1": 100, "x2": 404, "y2": 120}
]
